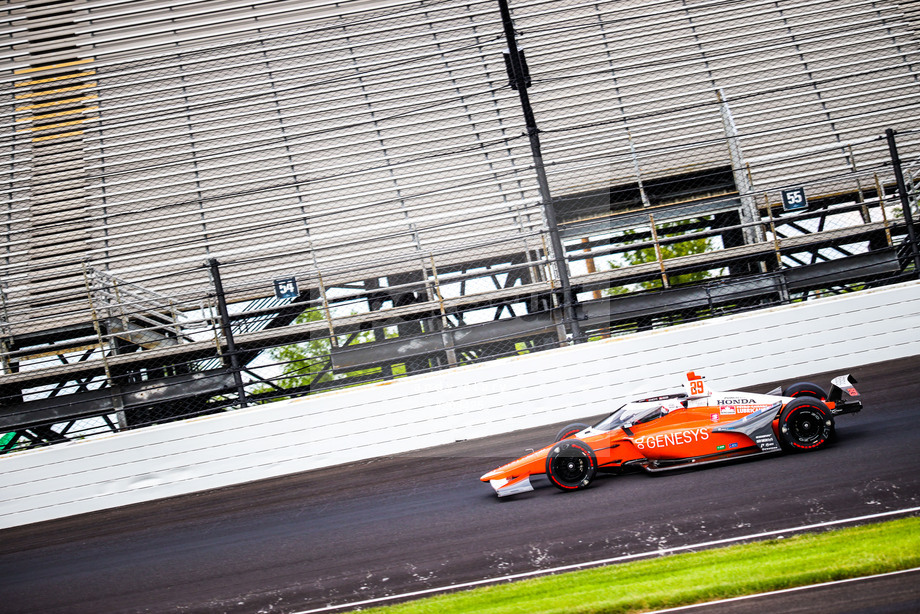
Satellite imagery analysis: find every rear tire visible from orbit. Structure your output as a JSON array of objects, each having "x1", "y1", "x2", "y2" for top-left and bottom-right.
[
  {"x1": 778, "y1": 398, "x2": 834, "y2": 451},
  {"x1": 545, "y1": 439, "x2": 597, "y2": 492},
  {"x1": 783, "y1": 382, "x2": 828, "y2": 400},
  {"x1": 554, "y1": 423, "x2": 589, "y2": 442}
]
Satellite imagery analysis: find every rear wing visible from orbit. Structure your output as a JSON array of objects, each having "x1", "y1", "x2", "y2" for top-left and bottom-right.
[
  {"x1": 828, "y1": 374, "x2": 859, "y2": 401},
  {"x1": 828, "y1": 374, "x2": 862, "y2": 415}
]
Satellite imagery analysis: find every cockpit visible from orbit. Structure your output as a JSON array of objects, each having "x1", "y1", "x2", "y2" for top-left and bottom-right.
[{"x1": 593, "y1": 392, "x2": 687, "y2": 432}]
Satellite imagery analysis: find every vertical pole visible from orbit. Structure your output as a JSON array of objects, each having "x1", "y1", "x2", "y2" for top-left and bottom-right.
[
  {"x1": 208, "y1": 258, "x2": 248, "y2": 408},
  {"x1": 764, "y1": 196, "x2": 790, "y2": 304},
  {"x1": 875, "y1": 173, "x2": 893, "y2": 247},
  {"x1": 496, "y1": 0, "x2": 584, "y2": 344},
  {"x1": 718, "y1": 89, "x2": 763, "y2": 246},
  {"x1": 885, "y1": 129, "x2": 920, "y2": 273},
  {"x1": 648, "y1": 214, "x2": 669, "y2": 289},
  {"x1": 765, "y1": 196, "x2": 783, "y2": 268},
  {"x1": 0, "y1": 280, "x2": 12, "y2": 375},
  {"x1": 82, "y1": 262, "x2": 124, "y2": 428},
  {"x1": 581, "y1": 238, "x2": 602, "y2": 300},
  {"x1": 627, "y1": 130, "x2": 651, "y2": 208},
  {"x1": 847, "y1": 144, "x2": 869, "y2": 223},
  {"x1": 429, "y1": 255, "x2": 458, "y2": 367},
  {"x1": 317, "y1": 271, "x2": 337, "y2": 348}
]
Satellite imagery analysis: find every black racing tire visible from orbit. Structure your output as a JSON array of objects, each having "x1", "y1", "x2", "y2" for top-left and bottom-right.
[
  {"x1": 554, "y1": 422, "x2": 590, "y2": 442},
  {"x1": 545, "y1": 439, "x2": 597, "y2": 492},
  {"x1": 778, "y1": 397, "x2": 834, "y2": 451},
  {"x1": 782, "y1": 381, "x2": 828, "y2": 401}
]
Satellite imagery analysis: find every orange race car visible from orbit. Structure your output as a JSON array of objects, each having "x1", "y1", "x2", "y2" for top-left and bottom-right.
[{"x1": 481, "y1": 372, "x2": 862, "y2": 497}]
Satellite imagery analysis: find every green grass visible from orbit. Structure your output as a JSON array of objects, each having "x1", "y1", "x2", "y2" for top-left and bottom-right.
[{"x1": 354, "y1": 516, "x2": 920, "y2": 614}]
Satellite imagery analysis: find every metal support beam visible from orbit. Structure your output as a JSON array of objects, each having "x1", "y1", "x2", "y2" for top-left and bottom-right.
[
  {"x1": 885, "y1": 128, "x2": 920, "y2": 273},
  {"x1": 208, "y1": 259, "x2": 248, "y2": 408},
  {"x1": 496, "y1": 0, "x2": 584, "y2": 344},
  {"x1": 718, "y1": 89, "x2": 764, "y2": 247},
  {"x1": 0, "y1": 369, "x2": 236, "y2": 432}
]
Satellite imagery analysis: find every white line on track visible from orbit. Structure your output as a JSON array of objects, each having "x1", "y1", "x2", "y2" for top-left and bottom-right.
[
  {"x1": 293, "y1": 505, "x2": 920, "y2": 614},
  {"x1": 645, "y1": 566, "x2": 920, "y2": 613}
]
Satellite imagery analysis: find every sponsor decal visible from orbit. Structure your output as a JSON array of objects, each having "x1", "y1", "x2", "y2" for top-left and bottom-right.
[
  {"x1": 755, "y1": 433, "x2": 780, "y2": 452},
  {"x1": 710, "y1": 413, "x2": 720, "y2": 423},
  {"x1": 635, "y1": 427, "x2": 710, "y2": 450},
  {"x1": 719, "y1": 401, "x2": 771, "y2": 414},
  {"x1": 717, "y1": 444, "x2": 726, "y2": 451},
  {"x1": 729, "y1": 443, "x2": 739, "y2": 449}
]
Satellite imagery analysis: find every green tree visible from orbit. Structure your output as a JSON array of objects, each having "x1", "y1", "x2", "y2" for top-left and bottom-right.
[
  {"x1": 254, "y1": 308, "x2": 401, "y2": 402},
  {"x1": 269, "y1": 308, "x2": 335, "y2": 390},
  {"x1": 608, "y1": 218, "x2": 715, "y2": 294}
]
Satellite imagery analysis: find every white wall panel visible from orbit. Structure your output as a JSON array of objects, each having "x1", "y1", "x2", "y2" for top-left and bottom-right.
[{"x1": 1, "y1": 281, "x2": 918, "y2": 529}]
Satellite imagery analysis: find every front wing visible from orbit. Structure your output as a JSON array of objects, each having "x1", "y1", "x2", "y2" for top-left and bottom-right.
[{"x1": 489, "y1": 475, "x2": 535, "y2": 497}]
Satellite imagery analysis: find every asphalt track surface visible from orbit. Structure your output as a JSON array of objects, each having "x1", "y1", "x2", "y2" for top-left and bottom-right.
[{"x1": 1, "y1": 357, "x2": 919, "y2": 614}]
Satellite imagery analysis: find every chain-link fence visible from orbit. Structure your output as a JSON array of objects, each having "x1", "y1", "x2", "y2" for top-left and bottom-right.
[{"x1": 2, "y1": 0, "x2": 919, "y2": 453}]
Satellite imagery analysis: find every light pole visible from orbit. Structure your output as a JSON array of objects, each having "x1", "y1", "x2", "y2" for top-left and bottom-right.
[{"x1": 496, "y1": 0, "x2": 585, "y2": 343}]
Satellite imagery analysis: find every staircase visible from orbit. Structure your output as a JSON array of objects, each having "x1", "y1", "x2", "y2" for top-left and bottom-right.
[{"x1": 84, "y1": 266, "x2": 188, "y2": 350}]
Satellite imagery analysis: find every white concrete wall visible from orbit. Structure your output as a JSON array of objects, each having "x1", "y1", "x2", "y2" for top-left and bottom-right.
[{"x1": 2, "y1": 281, "x2": 918, "y2": 529}]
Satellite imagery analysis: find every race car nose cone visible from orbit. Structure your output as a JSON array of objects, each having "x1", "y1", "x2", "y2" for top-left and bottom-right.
[{"x1": 481, "y1": 469, "x2": 501, "y2": 481}]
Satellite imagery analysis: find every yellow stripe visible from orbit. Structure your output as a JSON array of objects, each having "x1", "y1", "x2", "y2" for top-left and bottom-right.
[
  {"x1": 15, "y1": 107, "x2": 99, "y2": 123},
  {"x1": 15, "y1": 82, "x2": 96, "y2": 99},
  {"x1": 32, "y1": 130, "x2": 84, "y2": 143},
  {"x1": 15, "y1": 95, "x2": 98, "y2": 112},
  {"x1": 16, "y1": 117, "x2": 97, "y2": 133},
  {"x1": 17, "y1": 343, "x2": 100, "y2": 361},
  {"x1": 16, "y1": 70, "x2": 96, "y2": 87},
  {"x1": 14, "y1": 59, "x2": 94, "y2": 75}
]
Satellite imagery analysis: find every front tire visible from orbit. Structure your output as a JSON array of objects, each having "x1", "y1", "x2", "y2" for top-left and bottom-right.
[
  {"x1": 778, "y1": 398, "x2": 834, "y2": 451},
  {"x1": 545, "y1": 439, "x2": 597, "y2": 492}
]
